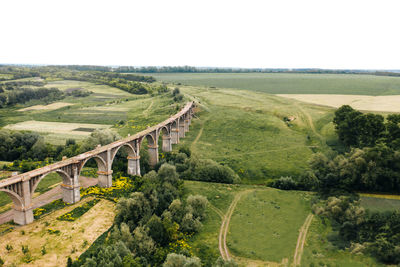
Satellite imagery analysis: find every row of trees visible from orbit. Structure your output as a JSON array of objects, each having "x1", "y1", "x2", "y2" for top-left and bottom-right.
[
  {"x1": 333, "y1": 105, "x2": 400, "y2": 149},
  {"x1": 0, "y1": 80, "x2": 46, "y2": 92},
  {"x1": 0, "y1": 87, "x2": 64, "y2": 107}
]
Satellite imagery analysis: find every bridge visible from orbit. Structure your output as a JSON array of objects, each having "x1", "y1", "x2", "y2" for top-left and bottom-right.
[{"x1": 0, "y1": 101, "x2": 195, "y2": 225}]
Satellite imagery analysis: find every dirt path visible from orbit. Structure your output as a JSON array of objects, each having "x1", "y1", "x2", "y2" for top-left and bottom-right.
[
  {"x1": 0, "y1": 177, "x2": 97, "y2": 225},
  {"x1": 143, "y1": 100, "x2": 154, "y2": 117},
  {"x1": 295, "y1": 103, "x2": 323, "y2": 140},
  {"x1": 219, "y1": 190, "x2": 253, "y2": 261},
  {"x1": 191, "y1": 117, "x2": 209, "y2": 151},
  {"x1": 293, "y1": 214, "x2": 314, "y2": 266}
]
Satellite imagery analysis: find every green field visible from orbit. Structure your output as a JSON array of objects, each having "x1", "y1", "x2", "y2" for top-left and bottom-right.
[
  {"x1": 147, "y1": 73, "x2": 400, "y2": 95},
  {"x1": 229, "y1": 189, "x2": 310, "y2": 264},
  {"x1": 361, "y1": 196, "x2": 400, "y2": 212}
]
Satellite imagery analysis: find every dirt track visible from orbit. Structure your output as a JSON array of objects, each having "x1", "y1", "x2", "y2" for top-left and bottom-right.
[
  {"x1": 0, "y1": 177, "x2": 97, "y2": 225},
  {"x1": 218, "y1": 190, "x2": 253, "y2": 261},
  {"x1": 293, "y1": 214, "x2": 314, "y2": 266}
]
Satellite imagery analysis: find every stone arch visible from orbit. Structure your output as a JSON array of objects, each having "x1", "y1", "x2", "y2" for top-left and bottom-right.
[
  {"x1": 31, "y1": 169, "x2": 71, "y2": 195},
  {"x1": 172, "y1": 119, "x2": 178, "y2": 129},
  {"x1": 0, "y1": 188, "x2": 24, "y2": 208},
  {"x1": 158, "y1": 125, "x2": 170, "y2": 139},
  {"x1": 110, "y1": 143, "x2": 137, "y2": 163},
  {"x1": 140, "y1": 133, "x2": 157, "y2": 147},
  {"x1": 78, "y1": 155, "x2": 107, "y2": 176}
]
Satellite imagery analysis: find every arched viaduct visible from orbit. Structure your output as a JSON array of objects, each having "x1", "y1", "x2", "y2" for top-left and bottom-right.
[{"x1": 0, "y1": 101, "x2": 195, "y2": 225}]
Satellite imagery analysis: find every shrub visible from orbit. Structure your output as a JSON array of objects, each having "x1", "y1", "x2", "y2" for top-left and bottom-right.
[
  {"x1": 178, "y1": 146, "x2": 191, "y2": 158},
  {"x1": 181, "y1": 158, "x2": 239, "y2": 184},
  {"x1": 186, "y1": 195, "x2": 208, "y2": 220},
  {"x1": 163, "y1": 253, "x2": 201, "y2": 267},
  {"x1": 272, "y1": 176, "x2": 298, "y2": 190}
]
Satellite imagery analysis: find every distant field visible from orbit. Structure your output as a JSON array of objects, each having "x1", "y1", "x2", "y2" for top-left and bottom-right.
[
  {"x1": 18, "y1": 102, "x2": 74, "y2": 111},
  {"x1": 4, "y1": 120, "x2": 112, "y2": 144},
  {"x1": 45, "y1": 80, "x2": 132, "y2": 97},
  {"x1": 277, "y1": 94, "x2": 400, "y2": 113},
  {"x1": 148, "y1": 73, "x2": 400, "y2": 95}
]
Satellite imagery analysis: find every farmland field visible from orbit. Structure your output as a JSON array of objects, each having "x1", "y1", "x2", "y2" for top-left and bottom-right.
[
  {"x1": 4, "y1": 120, "x2": 113, "y2": 144},
  {"x1": 18, "y1": 102, "x2": 74, "y2": 112},
  {"x1": 360, "y1": 196, "x2": 400, "y2": 212},
  {"x1": 277, "y1": 94, "x2": 400, "y2": 113},
  {"x1": 147, "y1": 73, "x2": 400, "y2": 95}
]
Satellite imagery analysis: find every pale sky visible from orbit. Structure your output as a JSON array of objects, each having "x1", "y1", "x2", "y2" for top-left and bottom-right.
[{"x1": 1, "y1": 0, "x2": 399, "y2": 69}]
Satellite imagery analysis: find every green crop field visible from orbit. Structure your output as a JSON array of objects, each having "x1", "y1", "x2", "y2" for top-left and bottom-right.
[
  {"x1": 360, "y1": 196, "x2": 400, "y2": 212},
  {"x1": 147, "y1": 73, "x2": 400, "y2": 95}
]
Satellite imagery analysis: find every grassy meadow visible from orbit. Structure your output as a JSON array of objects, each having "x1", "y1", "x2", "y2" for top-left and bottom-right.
[
  {"x1": 147, "y1": 73, "x2": 400, "y2": 95},
  {"x1": 228, "y1": 189, "x2": 310, "y2": 264},
  {"x1": 177, "y1": 85, "x2": 338, "y2": 183}
]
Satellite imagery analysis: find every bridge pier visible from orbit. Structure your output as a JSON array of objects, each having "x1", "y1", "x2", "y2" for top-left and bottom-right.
[
  {"x1": 148, "y1": 145, "x2": 159, "y2": 167},
  {"x1": 184, "y1": 119, "x2": 189, "y2": 132},
  {"x1": 179, "y1": 123, "x2": 185, "y2": 138},
  {"x1": 162, "y1": 136, "x2": 172, "y2": 152},
  {"x1": 127, "y1": 156, "x2": 140, "y2": 176},
  {"x1": 14, "y1": 180, "x2": 33, "y2": 225},
  {"x1": 97, "y1": 170, "x2": 113, "y2": 188},
  {"x1": 14, "y1": 207, "x2": 34, "y2": 225},
  {"x1": 171, "y1": 129, "x2": 179, "y2": 144},
  {"x1": 62, "y1": 184, "x2": 80, "y2": 204},
  {"x1": 62, "y1": 166, "x2": 80, "y2": 204}
]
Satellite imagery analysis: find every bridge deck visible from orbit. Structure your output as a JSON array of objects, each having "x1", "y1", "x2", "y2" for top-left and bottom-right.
[{"x1": 0, "y1": 101, "x2": 194, "y2": 187}]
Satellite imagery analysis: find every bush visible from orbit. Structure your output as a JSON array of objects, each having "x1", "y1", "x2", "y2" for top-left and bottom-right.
[
  {"x1": 163, "y1": 253, "x2": 201, "y2": 267},
  {"x1": 181, "y1": 158, "x2": 239, "y2": 184},
  {"x1": 272, "y1": 176, "x2": 297, "y2": 190}
]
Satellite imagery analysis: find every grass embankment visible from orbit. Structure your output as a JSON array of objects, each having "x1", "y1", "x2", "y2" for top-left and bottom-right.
[
  {"x1": 0, "y1": 197, "x2": 115, "y2": 267},
  {"x1": 177, "y1": 86, "x2": 337, "y2": 183}
]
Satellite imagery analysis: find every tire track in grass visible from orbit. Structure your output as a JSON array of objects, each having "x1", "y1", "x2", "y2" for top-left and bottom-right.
[
  {"x1": 218, "y1": 190, "x2": 253, "y2": 260},
  {"x1": 293, "y1": 214, "x2": 314, "y2": 266},
  {"x1": 143, "y1": 100, "x2": 154, "y2": 117}
]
